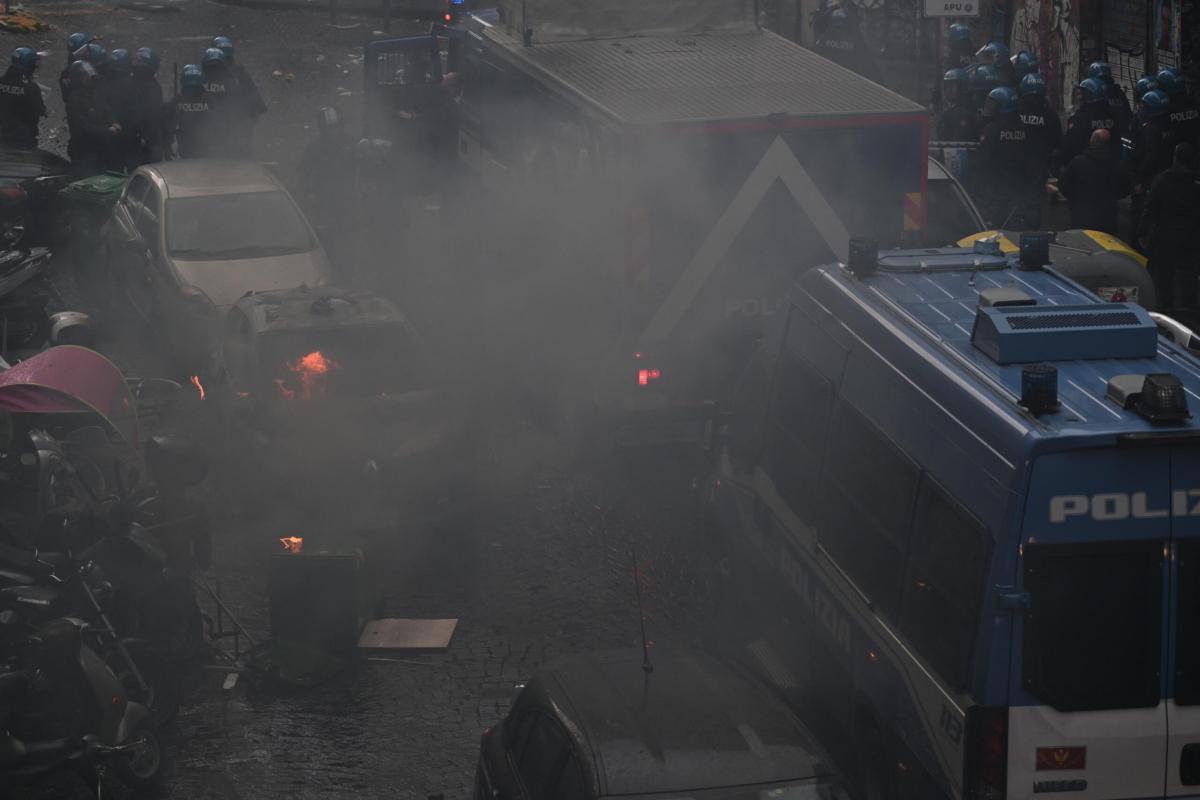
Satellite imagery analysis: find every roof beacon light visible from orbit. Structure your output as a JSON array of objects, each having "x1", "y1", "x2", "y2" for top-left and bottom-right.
[
  {"x1": 1020, "y1": 364, "x2": 1059, "y2": 415},
  {"x1": 1136, "y1": 373, "x2": 1190, "y2": 423},
  {"x1": 1018, "y1": 232, "x2": 1050, "y2": 271},
  {"x1": 848, "y1": 236, "x2": 878, "y2": 277}
]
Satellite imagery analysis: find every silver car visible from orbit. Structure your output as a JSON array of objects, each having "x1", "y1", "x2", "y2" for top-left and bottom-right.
[{"x1": 102, "y1": 159, "x2": 332, "y2": 371}]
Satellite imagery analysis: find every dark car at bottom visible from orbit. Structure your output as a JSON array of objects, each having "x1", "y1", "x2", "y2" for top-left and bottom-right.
[{"x1": 475, "y1": 647, "x2": 848, "y2": 800}]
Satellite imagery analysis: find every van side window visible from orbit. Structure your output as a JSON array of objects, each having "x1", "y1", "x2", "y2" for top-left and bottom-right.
[
  {"x1": 899, "y1": 476, "x2": 991, "y2": 690},
  {"x1": 766, "y1": 353, "x2": 833, "y2": 522},
  {"x1": 822, "y1": 400, "x2": 919, "y2": 618}
]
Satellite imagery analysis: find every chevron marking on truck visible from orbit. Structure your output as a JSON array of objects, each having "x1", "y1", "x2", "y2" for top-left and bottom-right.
[{"x1": 640, "y1": 136, "x2": 851, "y2": 344}]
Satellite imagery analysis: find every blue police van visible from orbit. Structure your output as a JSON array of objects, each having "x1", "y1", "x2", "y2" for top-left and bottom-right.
[{"x1": 703, "y1": 236, "x2": 1200, "y2": 800}]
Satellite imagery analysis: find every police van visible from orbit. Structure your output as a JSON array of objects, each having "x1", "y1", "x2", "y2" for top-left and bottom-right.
[{"x1": 703, "y1": 236, "x2": 1200, "y2": 800}]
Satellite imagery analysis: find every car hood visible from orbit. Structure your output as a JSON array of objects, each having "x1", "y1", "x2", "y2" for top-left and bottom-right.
[
  {"x1": 170, "y1": 251, "x2": 328, "y2": 307},
  {"x1": 0, "y1": 147, "x2": 72, "y2": 181}
]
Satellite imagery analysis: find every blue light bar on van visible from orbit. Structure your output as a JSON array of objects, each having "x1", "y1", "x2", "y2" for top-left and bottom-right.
[{"x1": 971, "y1": 303, "x2": 1158, "y2": 364}]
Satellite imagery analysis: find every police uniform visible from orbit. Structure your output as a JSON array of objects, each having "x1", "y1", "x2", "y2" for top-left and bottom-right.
[
  {"x1": 1140, "y1": 159, "x2": 1200, "y2": 309},
  {"x1": 1017, "y1": 94, "x2": 1062, "y2": 227},
  {"x1": 1061, "y1": 104, "x2": 1120, "y2": 165},
  {"x1": 815, "y1": 26, "x2": 880, "y2": 83},
  {"x1": 169, "y1": 88, "x2": 219, "y2": 158},
  {"x1": 1105, "y1": 83, "x2": 1133, "y2": 140},
  {"x1": 0, "y1": 66, "x2": 46, "y2": 148},
  {"x1": 66, "y1": 84, "x2": 118, "y2": 174},
  {"x1": 938, "y1": 102, "x2": 978, "y2": 142},
  {"x1": 127, "y1": 72, "x2": 165, "y2": 165},
  {"x1": 1168, "y1": 93, "x2": 1200, "y2": 149},
  {"x1": 978, "y1": 110, "x2": 1029, "y2": 226}
]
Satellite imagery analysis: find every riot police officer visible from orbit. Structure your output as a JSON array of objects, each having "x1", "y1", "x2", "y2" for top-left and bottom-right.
[
  {"x1": 169, "y1": 64, "x2": 219, "y2": 158},
  {"x1": 1062, "y1": 78, "x2": 1121, "y2": 165},
  {"x1": 978, "y1": 42, "x2": 1017, "y2": 88},
  {"x1": 0, "y1": 48, "x2": 46, "y2": 149},
  {"x1": 814, "y1": 8, "x2": 879, "y2": 82},
  {"x1": 102, "y1": 48, "x2": 138, "y2": 166},
  {"x1": 1087, "y1": 61, "x2": 1132, "y2": 140},
  {"x1": 1156, "y1": 68, "x2": 1199, "y2": 149},
  {"x1": 65, "y1": 60, "x2": 120, "y2": 175},
  {"x1": 1017, "y1": 73, "x2": 1061, "y2": 227},
  {"x1": 1128, "y1": 89, "x2": 1175, "y2": 246},
  {"x1": 971, "y1": 64, "x2": 998, "y2": 129},
  {"x1": 937, "y1": 69, "x2": 977, "y2": 141},
  {"x1": 59, "y1": 32, "x2": 93, "y2": 102},
  {"x1": 1140, "y1": 143, "x2": 1200, "y2": 310},
  {"x1": 1011, "y1": 51, "x2": 1038, "y2": 81},
  {"x1": 978, "y1": 87, "x2": 1028, "y2": 226},
  {"x1": 947, "y1": 23, "x2": 974, "y2": 69},
  {"x1": 209, "y1": 36, "x2": 265, "y2": 157},
  {"x1": 127, "y1": 47, "x2": 164, "y2": 165}
]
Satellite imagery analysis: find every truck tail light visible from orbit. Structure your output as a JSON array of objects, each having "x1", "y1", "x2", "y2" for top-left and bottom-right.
[
  {"x1": 637, "y1": 368, "x2": 661, "y2": 386},
  {"x1": 964, "y1": 706, "x2": 1007, "y2": 800}
]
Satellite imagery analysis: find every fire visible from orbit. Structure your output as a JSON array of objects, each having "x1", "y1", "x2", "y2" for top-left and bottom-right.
[
  {"x1": 279, "y1": 536, "x2": 303, "y2": 553},
  {"x1": 274, "y1": 350, "x2": 339, "y2": 400},
  {"x1": 189, "y1": 375, "x2": 206, "y2": 401}
]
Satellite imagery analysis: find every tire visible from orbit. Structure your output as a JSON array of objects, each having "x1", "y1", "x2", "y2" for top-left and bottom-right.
[{"x1": 111, "y1": 724, "x2": 164, "y2": 790}]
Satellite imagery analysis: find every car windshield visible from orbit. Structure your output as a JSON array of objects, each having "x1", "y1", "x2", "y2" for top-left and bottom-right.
[
  {"x1": 165, "y1": 191, "x2": 313, "y2": 260},
  {"x1": 258, "y1": 325, "x2": 423, "y2": 399}
]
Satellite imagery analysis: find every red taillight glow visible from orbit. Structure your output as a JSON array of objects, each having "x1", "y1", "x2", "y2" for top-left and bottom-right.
[
  {"x1": 966, "y1": 706, "x2": 1008, "y2": 800},
  {"x1": 637, "y1": 368, "x2": 661, "y2": 386},
  {"x1": 444, "y1": 12, "x2": 452, "y2": 21},
  {"x1": 1036, "y1": 747, "x2": 1086, "y2": 771}
]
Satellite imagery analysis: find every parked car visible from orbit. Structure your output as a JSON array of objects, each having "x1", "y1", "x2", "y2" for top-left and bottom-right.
[
  {"x1": 101, "y1": 160, "x2": 331, "y2": 372},
  {"x1": 0, "y1": 146, "x2": 74, "y2": 247},
  {"x1": 474, "y1": 646, "x2": 849, "y2": 800},
  {"x1": 202, "y1": 286, "x2": 479, "y2": 530}
]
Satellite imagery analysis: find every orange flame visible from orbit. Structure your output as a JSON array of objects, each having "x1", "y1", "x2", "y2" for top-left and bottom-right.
[
  {"x1": 279, "y1": 536, "x2": 303, "y2": 553},
  {"x1": 189, "y1": 375, "x2": 206, "y2": 401},
  {"x1": 275, "y1": 350, "x2": 339, "y2": 400}
]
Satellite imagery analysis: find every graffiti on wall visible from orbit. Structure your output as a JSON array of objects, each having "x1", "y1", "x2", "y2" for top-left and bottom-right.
[{"x1": 1010, "y1": 0, "x2": 1081, "y2": 111}]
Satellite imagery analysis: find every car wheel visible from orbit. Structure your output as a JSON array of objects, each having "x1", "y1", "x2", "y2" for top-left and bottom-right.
[{"x1": 112, "y1": 723, "x2": 164, "y2": 790}]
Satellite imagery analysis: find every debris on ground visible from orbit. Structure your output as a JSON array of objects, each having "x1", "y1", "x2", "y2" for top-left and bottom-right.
[
  {"x1": 117, "y1": 0, "x2": 183, "y2": 12},
  {"x1": 0, "y1": 9, "x2": 50, "y2": 32},
  {"x1": 271, "y1": 69, "x2": 296, "y2": 81}
]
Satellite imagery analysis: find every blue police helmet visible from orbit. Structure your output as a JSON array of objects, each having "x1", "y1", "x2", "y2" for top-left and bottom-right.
[
  {"x1": 943, "y1": 67, "x2": 968, "y2": 84},
  {"x1": 1078, "y1": 77, "x2": 1106, "y2": 105},
  {"x1": 987, "y1": 86, "x2": 1018, "y2": 115},
  {"x1": 133, "y1": 47, "x2": 160, "y2": 74},
  {"x1": 1141, "y1": 90, "x2": 1170, "y2": 118},
  {"x1": 1011, "y1": 51, "x2": 1038, "y2": 77},
  {"x1": 829, "y1": 8, "x2": 849, "y2": 26},
  {"x1": 65, "y1": 32, "x2": 91, "y2": 53},
  {"x1": 10, "y1": 47, "x2": 39, "y2": 75},
  {"x1": 110, "y1": 48, "x2": 131, "y2": 69},
  {"x1": 180, "y1": 63, "x2": 204, "y2": 89},
  {"x1": 211, "y1": 36, "x2": 234, "y2": 59},
  {"x1": 1019, "y1": 72, "x2": 1046, "y2": 98},
  {"x1": 68, "y1": 59, "x2": 97, "y2": 84},
  {"x1": 948, "y1": 22, "x2": 970, "y2": 43},
  {"x1": 83, "y1": 43, "x2": 108, "y2": 67},
  {"x1": 1134, "y1": 76, "x2": 1157, "y2": 102},
  {"x1": 1156, "y1": 68, "x2": 1184, "y2": 97},
  {"x1": 201, "y1": 47, "x2": 226, "y2": 69},
  {"x1": 989, "y1": 41, "x2": 1010, "y2": 62},
  {"x1": 1087, "y1": 61, "x2": 1114, "y2": 84},
  {"x1": 972, "y1": 64, "x2": 998, "y2": 91}
]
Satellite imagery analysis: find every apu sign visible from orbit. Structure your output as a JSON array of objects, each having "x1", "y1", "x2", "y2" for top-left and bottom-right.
[{"x1": 924, "y1": 0, "x2": 978, "y2": 16}]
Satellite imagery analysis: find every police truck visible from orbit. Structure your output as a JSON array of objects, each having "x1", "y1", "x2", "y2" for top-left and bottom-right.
[{"x1": 703, "y1": 236, "x2": 1200, "y2": 800}]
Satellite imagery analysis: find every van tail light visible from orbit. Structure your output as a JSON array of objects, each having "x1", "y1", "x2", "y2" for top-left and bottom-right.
[
  {"x1": 637, "y1": 368, "x2": 661, "y2": 386},
  {"x1": 964, "y1": 706, "x2": 1008, "y2": 800}
]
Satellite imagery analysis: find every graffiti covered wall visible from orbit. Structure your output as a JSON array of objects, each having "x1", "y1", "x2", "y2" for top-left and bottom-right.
[{"x1": 1010, "y1": 0, "x2": 1082, "y2": 111}]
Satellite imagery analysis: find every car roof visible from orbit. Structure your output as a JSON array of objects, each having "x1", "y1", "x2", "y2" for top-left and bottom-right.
[
  {"x1": 233, "y1": 287, "x2": 407, "y2": 335},
  {"x1": 140, "y1": 159, "x2": 281, "y2": 198},
  {"x1": 530, "y1": 647, "x2": 834, "y2": 796}
]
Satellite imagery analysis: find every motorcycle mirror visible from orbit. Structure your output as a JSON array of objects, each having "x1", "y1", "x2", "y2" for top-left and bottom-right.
[{"x1": 145, "y1": 434, "x2": 208, "y2": 492}]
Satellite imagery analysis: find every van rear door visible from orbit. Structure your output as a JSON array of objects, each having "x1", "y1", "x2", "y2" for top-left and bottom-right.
[
  {"x1": 1167, "y1": 446, "x2": 1200, "y2": 796},
  {"x1": 1010, "y1": 448, "x2": 1170, "y2": 800}
]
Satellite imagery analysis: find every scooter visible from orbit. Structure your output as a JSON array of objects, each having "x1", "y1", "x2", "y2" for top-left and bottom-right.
[{"x1": 0, "y1": 614, "x2": 165, "y2": 793}]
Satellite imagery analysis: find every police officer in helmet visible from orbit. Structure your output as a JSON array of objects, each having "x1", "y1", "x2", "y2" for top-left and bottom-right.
[
  {"x1": 947, "y1": 23, "x2": 974, "y2": 69},
  {"x1": 978, "y1": 86, "x2": 1028, "y2": 226},
  {"x1": 1062, "y1": 77, "x2": 1121, "y2": 165},
  {"x1": 59, "y1": 32, "x2": 93, "y2": 102},
  {"x1": 209, "y1": 36, "x2": 265, "y2": 157},
  {"x1": 814, "y1": 7, "x2": 879, "y2": 82},
  {"x1": 970, "y1": 64, "x2": 998, "y2": 126},
  {"x1": 1129, "y1": 89, "x2": 1175, "y2": 246},
  {"x1": 937, "y1": 68, "x2": 977, "y2": 141},
  {"x1": 0, "y1": 48, "x2": 46, "y2": 149},
  {"x1": 1140, "y1": 142, "x2": 1200, "y2": 310},
  {"x1": 1156, "y1": 68, "x2": 1199, "y2": 149},
  {"x1": 1011, "y1": 51, "x2": 1038, "y2": 81},
  {"x1": 65, "y1": 60, "x2": 120, "y2": 175},
  {"x1": 1087, "y1": 61, "x2": 1132, "y2": 140},
  {"x1": 127, "y1": 47, "x2": 165, "y2": 165},
  {"x1": 1017, "y1": 73, "x2": 1061, "y2": 227},
  {"x1": 169, "y1": 63, "x2": 218, "y2": 159},
  {"x1": 977, "y1": 41, "x2": 1017, "y2": 87}
]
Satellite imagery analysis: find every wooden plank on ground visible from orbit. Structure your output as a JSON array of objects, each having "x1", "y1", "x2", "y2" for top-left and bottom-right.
[{"x1": 357, "y1": 618, "x2": 457, "y2": 651}]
